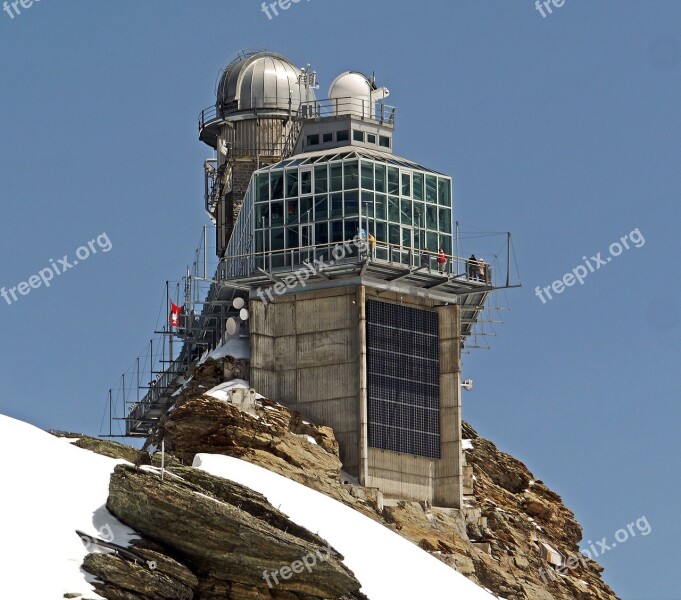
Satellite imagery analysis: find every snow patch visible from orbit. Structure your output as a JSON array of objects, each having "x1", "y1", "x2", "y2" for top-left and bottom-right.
[
  {"x1": 205, "y1": 379, "x2": 265, "y2": 402},
  {"x1": 198, "y1": 337, "x2": 251, "y2": 364},
  {"x1": 0, "y1": 415, "x2": 139, "y2": 599},
  {"x1": 194, "y1": 454, "x2": 497, "y2": 600}
]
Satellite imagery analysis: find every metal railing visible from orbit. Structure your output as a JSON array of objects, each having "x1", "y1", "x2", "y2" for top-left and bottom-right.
[
  {"x1": 219, "y1": 240, "x2": 492, "y2": 286},
  {"x1": 198, "y1": 96, "x2": 397, "y2": 131}
]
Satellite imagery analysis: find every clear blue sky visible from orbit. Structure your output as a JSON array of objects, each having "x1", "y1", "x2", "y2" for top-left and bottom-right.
[{"x1": 1, "y1": 1, "x2": 678, "y2": 598}]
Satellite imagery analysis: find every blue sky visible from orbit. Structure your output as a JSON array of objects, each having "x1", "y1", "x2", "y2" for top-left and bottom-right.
[{"x1": 1, "y1": 1, "x2": 679, "y2": 598}]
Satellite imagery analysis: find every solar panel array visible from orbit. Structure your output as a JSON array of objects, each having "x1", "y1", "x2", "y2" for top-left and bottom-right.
[{"x1": 366, "y1": 300, "x2": 441, "y2": 459}]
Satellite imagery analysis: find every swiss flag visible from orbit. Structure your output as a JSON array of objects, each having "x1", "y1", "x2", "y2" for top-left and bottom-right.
[{"x1": 169, "y1": 303, "x2": 183, "y2": 328}]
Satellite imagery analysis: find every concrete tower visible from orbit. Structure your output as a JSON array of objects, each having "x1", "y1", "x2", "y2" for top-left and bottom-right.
[{"x1": 196, "y1": 50, "x2": 508, "y2": 509}]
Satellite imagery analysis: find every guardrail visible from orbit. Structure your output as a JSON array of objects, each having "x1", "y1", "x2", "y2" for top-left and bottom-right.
[
  {"x1": 218, "y1": 240, "x2": 492, "y2": 285},
  {"x1": 198, "y1": 96, "x2": 397, "y2": 131}
]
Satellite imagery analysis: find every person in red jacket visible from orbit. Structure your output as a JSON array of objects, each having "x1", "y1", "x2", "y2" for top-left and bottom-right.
[{"x1": 437, "y1": 248, "x2": 447, "y2": 274}]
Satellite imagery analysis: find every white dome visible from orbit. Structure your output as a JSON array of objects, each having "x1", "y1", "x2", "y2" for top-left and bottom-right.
[
  {"x1": 217, "y1": 51, "x2": 315, "y2": 114},
  {"x1": 328, "y1": 72, "x2": 373, "y2": 105}
]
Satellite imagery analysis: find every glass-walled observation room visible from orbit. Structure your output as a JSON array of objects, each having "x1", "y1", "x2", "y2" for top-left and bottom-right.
[{"x1": 251, "y1": 149, "x2": 453, "y2": 269}]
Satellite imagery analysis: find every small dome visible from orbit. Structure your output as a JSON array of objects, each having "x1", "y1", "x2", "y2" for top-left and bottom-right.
[
  {"x1": 217, "y1": 50, "x2": 314, "y2": 114},
  {"x1": 328, "y1": 72, "x2": 374, "y2": 105}
]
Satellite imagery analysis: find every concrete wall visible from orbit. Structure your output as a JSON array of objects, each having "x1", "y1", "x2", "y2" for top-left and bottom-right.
[
  {"x1": 250, "y1": 285, "x2": 462, "y2": 508},
  {"x1": 250, "y1": 287, "x2": 361, "y2": 474}
]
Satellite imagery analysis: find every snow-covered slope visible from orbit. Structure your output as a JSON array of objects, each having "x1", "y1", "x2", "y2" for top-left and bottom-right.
[
  {"x1": 195, "y1": 454, "x2": 498, "y2": 600},
  {"x1": 0, "y1": 415, "x2": 137, "y2": 599}
]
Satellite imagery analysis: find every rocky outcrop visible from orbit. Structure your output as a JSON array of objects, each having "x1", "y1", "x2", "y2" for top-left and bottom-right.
[{"x1": 102, "y1": 464, "x2": 361, "y2": 600}]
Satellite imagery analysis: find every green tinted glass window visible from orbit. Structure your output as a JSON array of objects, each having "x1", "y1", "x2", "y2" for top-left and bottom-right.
[
  {"x1": 388, "y1": 196, "x2": 400, "y2": 222},
  {"x1": 344, "y1": 161, "x2": 359, "y2": 189},
  {"x1": 375, "y1": 194, "x2": 387, "y2": 220},
  {"x1": 438, "y1": 207, "x2": 451, "y2": 233},
  {"x1": 425, "y1": 175, "x2": 437, "y2": 203},
  {"x1": 301, "y1": 171, "x2": 312, "y2": 195},
  {"x1": 388, "y1": 167, "x2": 399, "y2": 195},
  {"x1": 400, "y1": 198, "x2": 412, "y2": 225},
  {"x1": 256, "y1": 174, "x2": 269, "y2": 202},
  {"x1": 314, "y1": 166, "x2": 328, "y2": 193},
  {"x1": 375, "y1": 164, "x2": 386, "y2": 193},
  {"x1": 345, "y1": 190, "x2": 359, "y2": 216},
  {"x1": 315, "y1": 195, "x2": 328, "y2": 220},
  {"x1": 271, "y1": 172, "x2": 284, "y2": 200},
  {"x1": 438, "y1": 178, "x2": 451, "y2": 206},
  {"x1": 286, "y1": 170, "x2": 298, "y2": 197},
  {"x1": 330, "y1": 163, "x2": 343, "y2": 192},
  {"x1": 361, "y1": 162, "x2": 374, "y2": 190},
  {"x1": 413, "y1": 173, "x2": 424, "y2": 201}
]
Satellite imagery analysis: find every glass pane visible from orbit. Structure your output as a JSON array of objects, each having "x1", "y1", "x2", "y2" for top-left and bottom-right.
[
  {"x1": 330, "y1": 163, "x2": 343, "y2": 192},
  {"x1": 426, "y1": 204, "x2": 437, "y2": 230},
  {"x1": 413, "y1": 202, "x2": 425, "y2": 228},
  {"x1": 362, "y1": 191, "x2": 374, "y2": 219},
  {"x1": 337, "y1": 130, "x2": 349, "y2": 142},
  {"x1": 256, "y1": 174, "x2": 269, "y2": 202},
  {"x1": 286, "y1": 199, "x2": 298, "y2": 224},
  {"x1": 271, "y1": 227, "x2": 285, "y2": 251},
  {"x1": 256, "y1": 203, "x2": 270, "y2": 225},
  {"x1": 361, "y1": 161, "x2": 374, "y2": 190},
  {"x1": 353, "y1": 130, "x2": 364, "y2": 142},
  {"x1": 287, "y1": 227, "x2": 299, "y2": 249},
  {"x1": 344, "y1": 160, "x2": 359, "y2": 189},
  {"x1": 345, "y1": 190, "x2": 359, "y2": 216},
  {"x1": 389, "y1": 224, "x2": 400, "y2": 246},
  {"x1": 301, "y1": 171, "x2": 312, "y2": 195},
  {"x1": 388, "y1": 167, "x2": 399, "y2": 195},
  {"x1": 438, "y1": 178, "x2": 451, "y2": 206},
  {"x1": 286, "y1": 170, "x2": 298, "y2": 197},
  {"x1": 315, "y1": 222, "x2": 329, "y2": 245},
  {"x1": 413, "y1": 172, "x2": 424, "y2": 201},
  {"x1": 314, "y1": 165, "x2": 328, "y2": 193},
  {"x1": 425, "y1": 175, "x2": 437, "y2": 203},
  {"x1": 401, "y1": 173, "x2": 411, "y2": 197},
  {"x1": 255, "y1": 230, "x2": 263, "y2": 253},
  {"x1": 300, "y1": 197, "x2": 313, "y2": 221},
  {"x1": 271, "y1": 171, "x2": 284, "y2": 200},
  {"x1": 331, "y1": 193, "x2": 343, "y2": 218},
  {"x1": 375, "y1": 164, "x2": 386, "y2": 193},
  {"x1": 401, "y1": 198, "x2": 413, "y2": 225},
  {"x1": 270, "y1": 201, "x2": 284, "y2": 225},
  {"x1": 438, "y1": 208, "x2": 451, "y2": 233},
  {"x1": 376, "y1": 221, "x2": 387, "y2": 242},
  {"x1": 402, "y1": 227, "x2": 413, "y2": 249},
  {"x1": 331, "y1": 220, "x2": 344, "y2": 243},
  {"x1": 345, "y1": 219, "x2": 359, "y2": 241},
  {"x1": 441, "y1": 235, "x2": 452, "y2": 255},
  {"x1": 375, "y1": 194, "x2": 387, "y2": 220},
  {"x1": 388, "y1": 196, "x2": 400, "y2": 223},
  {"x1": 427, "y1": 232, "x2": 438, "y2": 251},
  {"x1": 314, "y1": 195, "x2": 328, "y2": 220}
]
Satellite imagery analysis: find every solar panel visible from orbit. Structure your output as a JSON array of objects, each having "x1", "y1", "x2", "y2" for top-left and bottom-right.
[{"x1": 366, "y1": 300, "x2": 441, "y2": 459}]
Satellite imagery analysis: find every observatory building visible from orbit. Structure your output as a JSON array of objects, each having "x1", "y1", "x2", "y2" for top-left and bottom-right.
[{"x1": 126, "y1": 50, "x2": 514, "y2": 511}]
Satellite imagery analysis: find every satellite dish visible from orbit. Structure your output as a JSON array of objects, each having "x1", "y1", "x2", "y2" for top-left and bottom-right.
[
  {"x1": 226, "y1": 318, "x2": 238, "y2": 336},
  {"x1": 239, "y1": 308, "x2": 249, "y2": 321},
  {"x1": 233, "y1": 297, "x2": 245, "y2": 310}
]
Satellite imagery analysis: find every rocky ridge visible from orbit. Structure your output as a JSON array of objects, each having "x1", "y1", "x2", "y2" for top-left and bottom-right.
[{"x1": 55, "y1": 353, "x2": 620, "y2": 599}]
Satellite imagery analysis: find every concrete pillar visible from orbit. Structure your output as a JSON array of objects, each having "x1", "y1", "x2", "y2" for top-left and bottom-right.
[{"x1": 357, "y1": 285, "x2": 369, "y2": 485}]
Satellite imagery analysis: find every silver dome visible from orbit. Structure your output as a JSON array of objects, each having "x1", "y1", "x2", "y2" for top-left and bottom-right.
[{"x1": 216, "y1": 51, "x2": 314, "y2": 114}]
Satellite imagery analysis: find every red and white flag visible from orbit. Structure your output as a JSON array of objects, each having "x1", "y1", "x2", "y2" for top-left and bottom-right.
[{"x1": 169, "y1": 303, "x2": 183, "y2": 327}]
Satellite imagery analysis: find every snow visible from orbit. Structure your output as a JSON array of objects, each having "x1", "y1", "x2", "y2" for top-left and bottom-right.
[
  {"x1": 198, "y1": 336, "x2": 251, "y2": 364},
  {"x1": 205, "y1": 379, "x2": 265, "y2": 401},
  {"x1": 0, "y1": 414, "x2": 139, "y2": 599},
  {"x1": 194, "y1": 454, "x2": 497, "y2": 600},
  {"x1": 462, "y1": 439, "x2": 474, "y2": 450}
]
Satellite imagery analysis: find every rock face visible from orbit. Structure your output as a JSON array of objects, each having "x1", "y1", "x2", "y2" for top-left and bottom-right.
[
  {"x1": 61, "y1": 352, "x2": 621, "y2": 600},
  {"x1": 100, "y1": 464, "x2": 361, "y2": 600}
]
